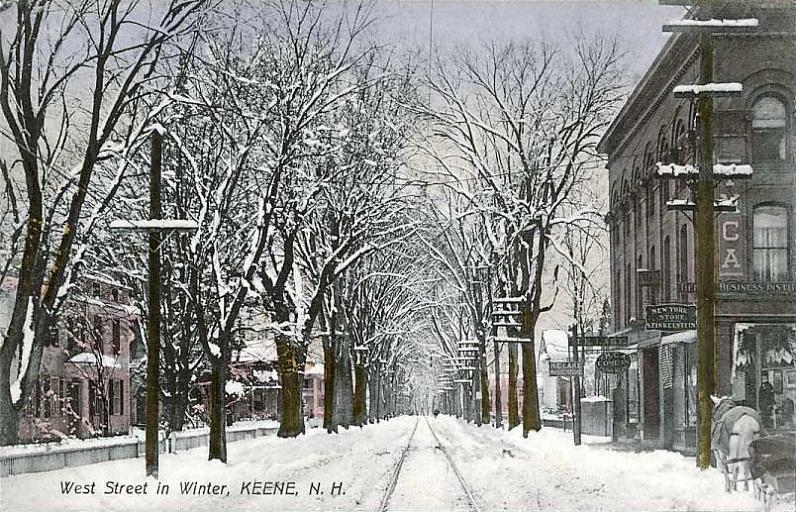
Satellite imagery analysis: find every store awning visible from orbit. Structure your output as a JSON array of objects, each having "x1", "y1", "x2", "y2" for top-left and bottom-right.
[{"x1": 660, "y1": 330, "x2": 697, "y2": 346}]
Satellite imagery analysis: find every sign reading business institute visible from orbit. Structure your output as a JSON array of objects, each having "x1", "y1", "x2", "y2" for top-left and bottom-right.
[{"x1": 645, "y1": 303, "x2": 696, "y2": 332}]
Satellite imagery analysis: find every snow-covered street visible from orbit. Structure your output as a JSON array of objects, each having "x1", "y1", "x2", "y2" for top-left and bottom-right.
[{"x1": 2, "y1": 416, "x2": 788, "y2": 512}]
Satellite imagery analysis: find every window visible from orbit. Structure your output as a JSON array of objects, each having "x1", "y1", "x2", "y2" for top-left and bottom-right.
[
  {"x1": 625, "y1": 263, "x2": 632, "y2": 323},
  {"x1": 50, "y1": 377, "x2": 60, "y2": 417},
  {"x1": 92, "y1": 282, "x2": 102, "y2": 298},
  {"x1": 663, "y1": 236, "x2": 671, "y2": 302},
  {"x1": 752, "y1": 96, "x2": 788, "y2": 163},
  {"x1": 636, "y1": 254, "x2": 644, "y2": 317},
  {"x1": 678, "y1": 224, "x2": 689, "y2": 284},
  {"x1": 646, "y1": 185, "x2": 656, "y2": 218},
  {"x1": 118, "y1": 380, "x2": 124, "y2": 416},
  {"x1": 753, "y1": 205, "x2": 789, "y2": 281},
  {"x1": 615, "y1": 269, "x2": 622, "y2": 329},
  {"x1": 112, "y1": 320, "x2": 121, "y2": 355},
  {"x1": 635, "y1": 194, "x2": 642, "y2": 227},
  {"x1": 624, "y1": 208, "x2": 631, "y2": 240}
]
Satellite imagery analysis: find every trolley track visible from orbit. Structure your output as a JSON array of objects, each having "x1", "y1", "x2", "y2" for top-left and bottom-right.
[{"x1": 378, "y1": 416, "x2": 481, "y2": 512}]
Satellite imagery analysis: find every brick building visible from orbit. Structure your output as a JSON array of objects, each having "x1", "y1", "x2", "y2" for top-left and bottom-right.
[
  {"x1": 598, "y1": 2, "x2": 796, "y2": 452},
  {"x1": 2, "y1": 276, "x2": 137, "y2": 442}
]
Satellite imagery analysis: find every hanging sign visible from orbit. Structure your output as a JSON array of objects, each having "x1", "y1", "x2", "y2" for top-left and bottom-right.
[
  {"x1": 595, "y1": 352, "x2": 630, "y2": 374},
  {"x1": 645, "y1": 303, "x2": 696, "y2": 331},
  {"x1": 549, "y1": 361, "x2": 584, "y2": 377}
]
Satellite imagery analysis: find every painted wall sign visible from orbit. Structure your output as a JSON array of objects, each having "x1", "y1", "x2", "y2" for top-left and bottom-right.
[
  {"x1": 718, "y1": 215, "x2": 745, "y2": 279},
  {"x1": 679, "y1": 281, "x2": 796, "y2": 295}
]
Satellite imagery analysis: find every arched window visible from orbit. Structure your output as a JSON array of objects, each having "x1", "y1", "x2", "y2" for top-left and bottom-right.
[
  {"x1": 752, "y1": 96, "x2": 788, "y2": 163},
  {"x1": 753, "y1": 205, "x2": 789, "y2": 281}
]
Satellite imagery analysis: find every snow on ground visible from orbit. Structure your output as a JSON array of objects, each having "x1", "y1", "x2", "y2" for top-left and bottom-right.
[
  {"x1": 0, "y1": 418, "x2": 412, "y2": 512},
  {"x1": 430, "y1": 415, "x2": 789, "y2": 512},
  {"x1": 1, "y1": 415, "x2": 791, "y2": 512},
  {"x1": 385, "y1": 419, "x2": 469, "y2": 511}
]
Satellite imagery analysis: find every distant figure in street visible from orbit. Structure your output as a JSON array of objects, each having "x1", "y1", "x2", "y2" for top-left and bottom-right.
[{"x1": 758, "y1": 374, "x2": 775, "y2": 428}]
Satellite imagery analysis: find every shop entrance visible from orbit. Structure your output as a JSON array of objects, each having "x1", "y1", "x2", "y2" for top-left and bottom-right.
[{"x1": 642, "y1": 347, "x2": 660, "y2": 441}]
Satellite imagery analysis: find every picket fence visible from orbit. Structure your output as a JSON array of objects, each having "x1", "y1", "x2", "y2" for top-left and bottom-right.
[{"x1": 0, "y1": 424, "x2": 278, "y2": 477}]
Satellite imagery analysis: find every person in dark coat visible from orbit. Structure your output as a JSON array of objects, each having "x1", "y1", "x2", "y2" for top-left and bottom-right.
[{"x1": 758, "y1": 374, "x2": 775, "y2": 428}]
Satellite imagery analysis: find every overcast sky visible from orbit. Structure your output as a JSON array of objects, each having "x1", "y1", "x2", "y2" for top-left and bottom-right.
[
  {"x1": 367, "y1": 1, "x2": 684, "y2": 84},
  {"x1": 363, "y1": 1, "x2": 684, "y2": 333}
]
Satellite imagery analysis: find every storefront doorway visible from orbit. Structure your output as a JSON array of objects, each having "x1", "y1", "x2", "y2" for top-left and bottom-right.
[{"x1": 642, "y1": 347, "x2": 660, "y2": 441}]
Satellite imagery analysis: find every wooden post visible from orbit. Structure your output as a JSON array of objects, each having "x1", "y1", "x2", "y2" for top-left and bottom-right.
[
  {"x1": 145, "y1": 131, "x2": 162, "y2": 477},
  {"x1": 571, "y1": 325, "x2": 582, "y2": 446},
  {"x1": 694, "y1": 31, "x2": 717, "y2": 470}
]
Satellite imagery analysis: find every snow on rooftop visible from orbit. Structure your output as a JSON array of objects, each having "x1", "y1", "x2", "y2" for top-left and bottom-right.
[
  {"x1": 68, "y1": 353, "x2": 122, "y2": 368},
  {"x1": 664, "y1": 18, "x2": 758, "y2": 28}
]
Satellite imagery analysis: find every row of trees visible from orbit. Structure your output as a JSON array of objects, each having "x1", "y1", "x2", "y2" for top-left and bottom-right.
[
  {"x1": 0, "y1": 0, "x2": 429, "y2": 462},
  {"x1": 0, "y1": 0, "x2": 623, "y2": 465},
  {"x1": 416, "y1": 35, "x2": 621, "y2": 435}
]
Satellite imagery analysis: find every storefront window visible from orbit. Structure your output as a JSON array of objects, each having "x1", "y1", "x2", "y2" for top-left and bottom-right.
[{"x1": 733, "y1": 323, "x2": 796, "y2": 430}]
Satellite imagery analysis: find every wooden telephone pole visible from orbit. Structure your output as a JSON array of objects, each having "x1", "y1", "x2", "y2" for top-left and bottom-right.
[{"x1": 660, "y1": 0, "x2": 757, "y2": 468}]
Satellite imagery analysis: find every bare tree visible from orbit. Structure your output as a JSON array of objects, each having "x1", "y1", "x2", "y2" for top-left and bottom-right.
[
  {"x1": 420, "y1": 34, "x2": 624, "y2": 436},
  {"x1": 0, "y1": 0, "x2": 206, "y2": 446}
]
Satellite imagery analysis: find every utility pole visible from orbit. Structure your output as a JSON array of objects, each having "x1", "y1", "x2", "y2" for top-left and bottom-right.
[
  {"x1": 660, "y1": 1, "x2": 757, "y2": 468},
  {"x1": 570, "y1": 325, "x2": 582, "y2": 446},
  {"x1": 146, "y1": 131, "x2": 162, "y2": 478},
  {"x1": 110, "y1": 128, "x2": 197, "y2": 477}
]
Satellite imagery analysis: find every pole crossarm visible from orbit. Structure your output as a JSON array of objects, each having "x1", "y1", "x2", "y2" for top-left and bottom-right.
[
  {"x1": 666, "y1": 197, "x2": 739, "y2": 212},
  {"x1": 489, "y1": 336, "x2": 535, "y2": 344},
  {"x1": 672, "y1": 83, "x2": 743, "y2": 98},
  {"x1": 655, "y1": 163, "x2": 753, "y2": 179},
  {"x1": 659, "y1": 0, "x2": 789, "y2": 5},
  {"x1": 109, "y1": 219, "x2": 199, "y2": 231},
  {"x1": 663, "y1": 18, "x2": 758, "y2": 33}
]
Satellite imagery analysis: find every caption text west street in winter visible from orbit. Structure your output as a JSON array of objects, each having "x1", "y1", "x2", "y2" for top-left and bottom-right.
[{"x1": 59, "y1": 480, "x2": 346, "y2": 497}]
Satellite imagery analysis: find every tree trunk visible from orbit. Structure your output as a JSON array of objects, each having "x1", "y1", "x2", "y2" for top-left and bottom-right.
[
  {"x1": 520, "y1": 306, "x2": 542, "y2": 436},
  {"x1": 0, "y1": 362, "x2": 19, "y2": 445},
  {"x1": 323, "y1": 339, "x2": 336, "y2": 433},
  {"x1": 276, "y1": 338, "x2": 304, "y2": 437},
  {"x1": 480, "y1": 352, "x2": 491, "y2": 425},
  {"x1": 367, "y1": 366, "x2": 378, "y2": 423},
  {"x1": 521, "y1": 342, "x2": 542, "y2": 436},
  {"x1": 353, "y1": 361, "x2": 366, "y2": 426},
  {"x1": 207, "y1": 360, "x2": 227, "y2": 462},
  {"x1": 335, "y1": 342, "x2": 353, "y2": 428},
  {"x1": 493, "y1": 339, "x2": 503, "y2": 428},
  {"x1": 508, "y1": 342, "x2": 520, "y2": 429}
]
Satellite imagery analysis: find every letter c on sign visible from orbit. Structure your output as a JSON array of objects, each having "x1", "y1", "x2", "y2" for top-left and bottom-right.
[{"x1": 722, "y1": 220, "x2": 740, "y2": 241}]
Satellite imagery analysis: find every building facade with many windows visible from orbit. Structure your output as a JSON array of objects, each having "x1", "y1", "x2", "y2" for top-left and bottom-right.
[{"x1": 598, "y1": 3, "x2": 796, "y2": 452}]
